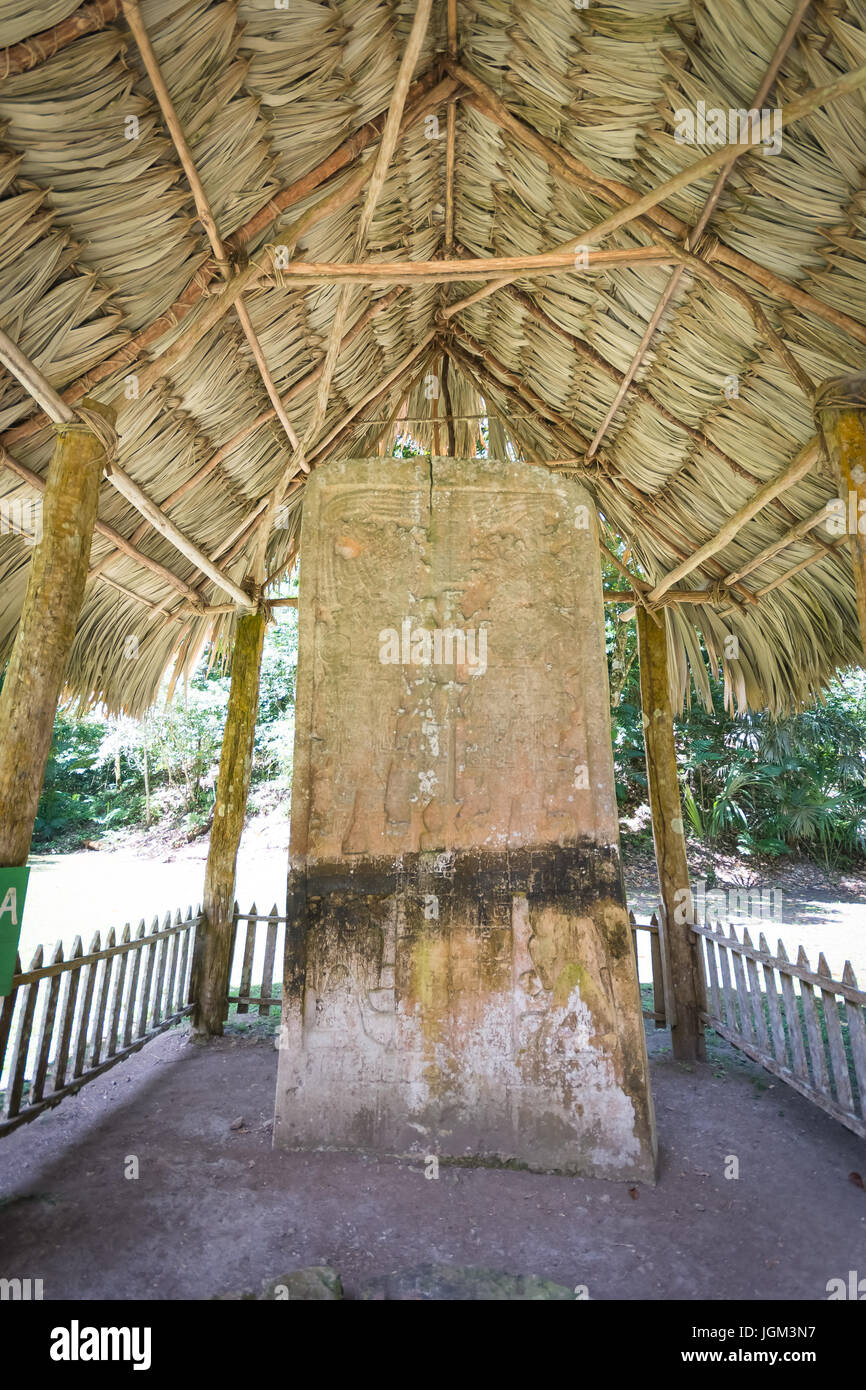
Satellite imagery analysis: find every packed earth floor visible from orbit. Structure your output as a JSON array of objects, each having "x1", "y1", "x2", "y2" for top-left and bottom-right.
[{"x1": 1, "y1": 1022, "x2": 863, "y2": 1301}]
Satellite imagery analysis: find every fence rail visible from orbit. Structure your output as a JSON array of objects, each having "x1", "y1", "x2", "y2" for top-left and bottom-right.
[
  {"x1": 0, "y1": 907, "x2": 199, "y2": 1137},
  {"x1": 693, "y1": 921, "x2": 866, "y2": 1141}
]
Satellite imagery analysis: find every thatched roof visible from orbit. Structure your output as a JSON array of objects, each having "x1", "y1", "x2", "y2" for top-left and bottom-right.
[{"x1": 1, "y1": 0, "x2": 865, "y2": 715}]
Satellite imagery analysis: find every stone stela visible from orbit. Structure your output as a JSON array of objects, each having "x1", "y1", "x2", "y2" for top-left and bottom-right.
[{"x1": 274, "y1": 455, "x2": 657, "y2": 1180}]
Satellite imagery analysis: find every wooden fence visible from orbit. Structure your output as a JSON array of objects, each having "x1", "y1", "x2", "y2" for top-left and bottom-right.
[
  {"x1": 0, "y1": 908, "x2": 199, "y2": 1137},
  {"x1": 227, "y1": 903, "x2": 286, "y2": 1016},
  {"x1": 629, "y1": 910, "x2": 670, "y2": 1028},
  {"x1": 693, "y1": 921, "x2": 866, "y2": 1141},
  {"x1": 3, "y1": 897, "x2": 865, "y2": 1145}
]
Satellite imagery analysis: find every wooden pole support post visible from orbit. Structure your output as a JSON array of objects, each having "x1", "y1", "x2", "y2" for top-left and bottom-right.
[
  {"x1": 0, "y1": 402, "x2": 115, "y2": 866},
  {"x1": 636, "y1": 605, "x2": 706, "y2": 1062},
  {"x1": 191, "y1": 609, "x2": 267, "y2": 1036},
  {"x1": 815, "y1": 374, "x2": 866, "y2": 662}
]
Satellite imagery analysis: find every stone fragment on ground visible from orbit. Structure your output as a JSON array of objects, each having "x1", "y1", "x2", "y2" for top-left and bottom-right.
[{"x1": 358, "y1": 1263, "x2": 577, "y2": 1300}]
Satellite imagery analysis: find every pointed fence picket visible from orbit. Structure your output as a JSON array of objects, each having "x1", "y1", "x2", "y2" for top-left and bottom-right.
[
  {"x1": 227, "y1": 903, "x2": 286, "y2": 1016},
  {"x1": 629, "y1": 910, "x2": 670, "y2": 1027},
  {"x1": 0, "y1": 907, "x2": 200, "y2": 1137},
  {"x1": 692, "y1": 920, "x2": 866, "y2": 1140},
  {"x1": 3, "y1": 895, "x2": 862, "y2": 1147}
]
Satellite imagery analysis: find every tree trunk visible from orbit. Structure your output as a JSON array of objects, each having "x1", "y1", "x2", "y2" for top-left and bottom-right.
[
  {"x1": 0, "y1": 406, "x2": 113, "y2": 866},
  {"x1": 191, "y1": 609, "x2": 266, "y2": 1036},
  {"x1": 636, "y1": 606, "x2": 706, "y2": 1061},
  {"x1": 816, "y1": 373, "x2": 866, "y2": 661}
]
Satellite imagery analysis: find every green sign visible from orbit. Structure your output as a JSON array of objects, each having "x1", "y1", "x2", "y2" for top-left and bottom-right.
[{"x1": 0, "y1": 867, "x2": 30, "y2": 995}]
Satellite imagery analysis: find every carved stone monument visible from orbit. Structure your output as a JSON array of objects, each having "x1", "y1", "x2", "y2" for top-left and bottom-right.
[{"x1": 274, "y1": 456, "x2": 656, "y2": 1180}]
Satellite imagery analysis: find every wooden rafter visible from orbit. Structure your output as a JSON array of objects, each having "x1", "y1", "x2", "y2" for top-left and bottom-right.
[
  {"x1": 0, "y1": 0, "x2": 122, "y2": 75},
  {"x1": 723, "y1": 505, "x2": 831, "y2": 588},
  {"x1": 647, "y1": 439, "x2": 821, "y2": 602},
  {"x1": 0, "y1": 445, "x2": 202, "y2": 606},
  {"x1": 585, "y1": 0, "x2": 814, "y2": 458},
  {"x1": 448, "y1": 60, "x2": 866, "y2": 349},
  {"x1": 0, "y1": 332, "x2": 252, "y2": 610},
  {"x1": 248, "y1": 0, "x2": 436, "y2": 585},
  {"x1": 0, "y1": 75, "x2": 455, "y2": 448},
  {"x1": 120, "y1": 0, "x2": 300, "y2": 450},
  {"x1": 259, "y1": 246, "x2": 673, "y2": 284}
]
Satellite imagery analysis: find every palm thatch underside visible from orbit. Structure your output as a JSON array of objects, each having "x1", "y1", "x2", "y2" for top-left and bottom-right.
[{"x1": 1, "y1": 0, "x2": 865, "y2": 716}]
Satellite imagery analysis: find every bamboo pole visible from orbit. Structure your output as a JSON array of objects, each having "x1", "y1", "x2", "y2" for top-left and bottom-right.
[
  {"x1": 0, "y1": 402, "x2": 115, "y2": 865},
  {"x1": 815, "y1": 373, "x2": 866, "y2": 660},
  {"x1": 636, "y1": 606, "x2": 706, "y2": 1062},
  {"x1": 263, "y1": 245, "x2": 673, "y2": 283},
  {"x1": 191, "y1": 610, "x2": 267, "y2": 1036}
]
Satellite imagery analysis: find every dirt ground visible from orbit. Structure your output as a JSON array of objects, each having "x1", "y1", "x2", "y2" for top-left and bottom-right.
[{"x1": 1, "y1": 1021, "x2": 864, "y2": 1301}]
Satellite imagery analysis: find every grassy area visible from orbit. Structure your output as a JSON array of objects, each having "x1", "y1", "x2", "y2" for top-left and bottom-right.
[{"x1": 225, "y1": 983, "x2": 282, "y2": 1038}]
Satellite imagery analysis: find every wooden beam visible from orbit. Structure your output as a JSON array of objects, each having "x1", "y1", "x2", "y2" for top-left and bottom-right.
[
  {"x1": 105, "y1": 464, "x2": 253, "y2": 610},
  {"x1": 815, "y1": 373, "x2": 866, "y2": 660},
  {"x1": 647, "y1": 438, "x2": 820, "y2": 602},
  {"x1": 0, "y1": 0, "x2": 121, "y2": 76},
  {"x1": 191, "y1": 609, "x2": 267, "y2": 1036},
  {"x1": 754, "y1": 532, "x2": 846, "y2": 597},
  {"x1": 636, "y1": 606, "x2": 706, "y2": 1062},
  {"x1": 0, "y1": 404, "x2": 115, "y2": 865},
  {"x1": 1, "y1": 445, "x2": 203, "y2": 605},
  {"x1": 1, "y1": 447, "x2": 203, "y2": 605}
]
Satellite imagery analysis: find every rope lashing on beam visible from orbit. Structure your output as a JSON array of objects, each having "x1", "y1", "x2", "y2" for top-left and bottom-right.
[{"x1": 74, "y1": 405, "x2": 119, "y2": 473}]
